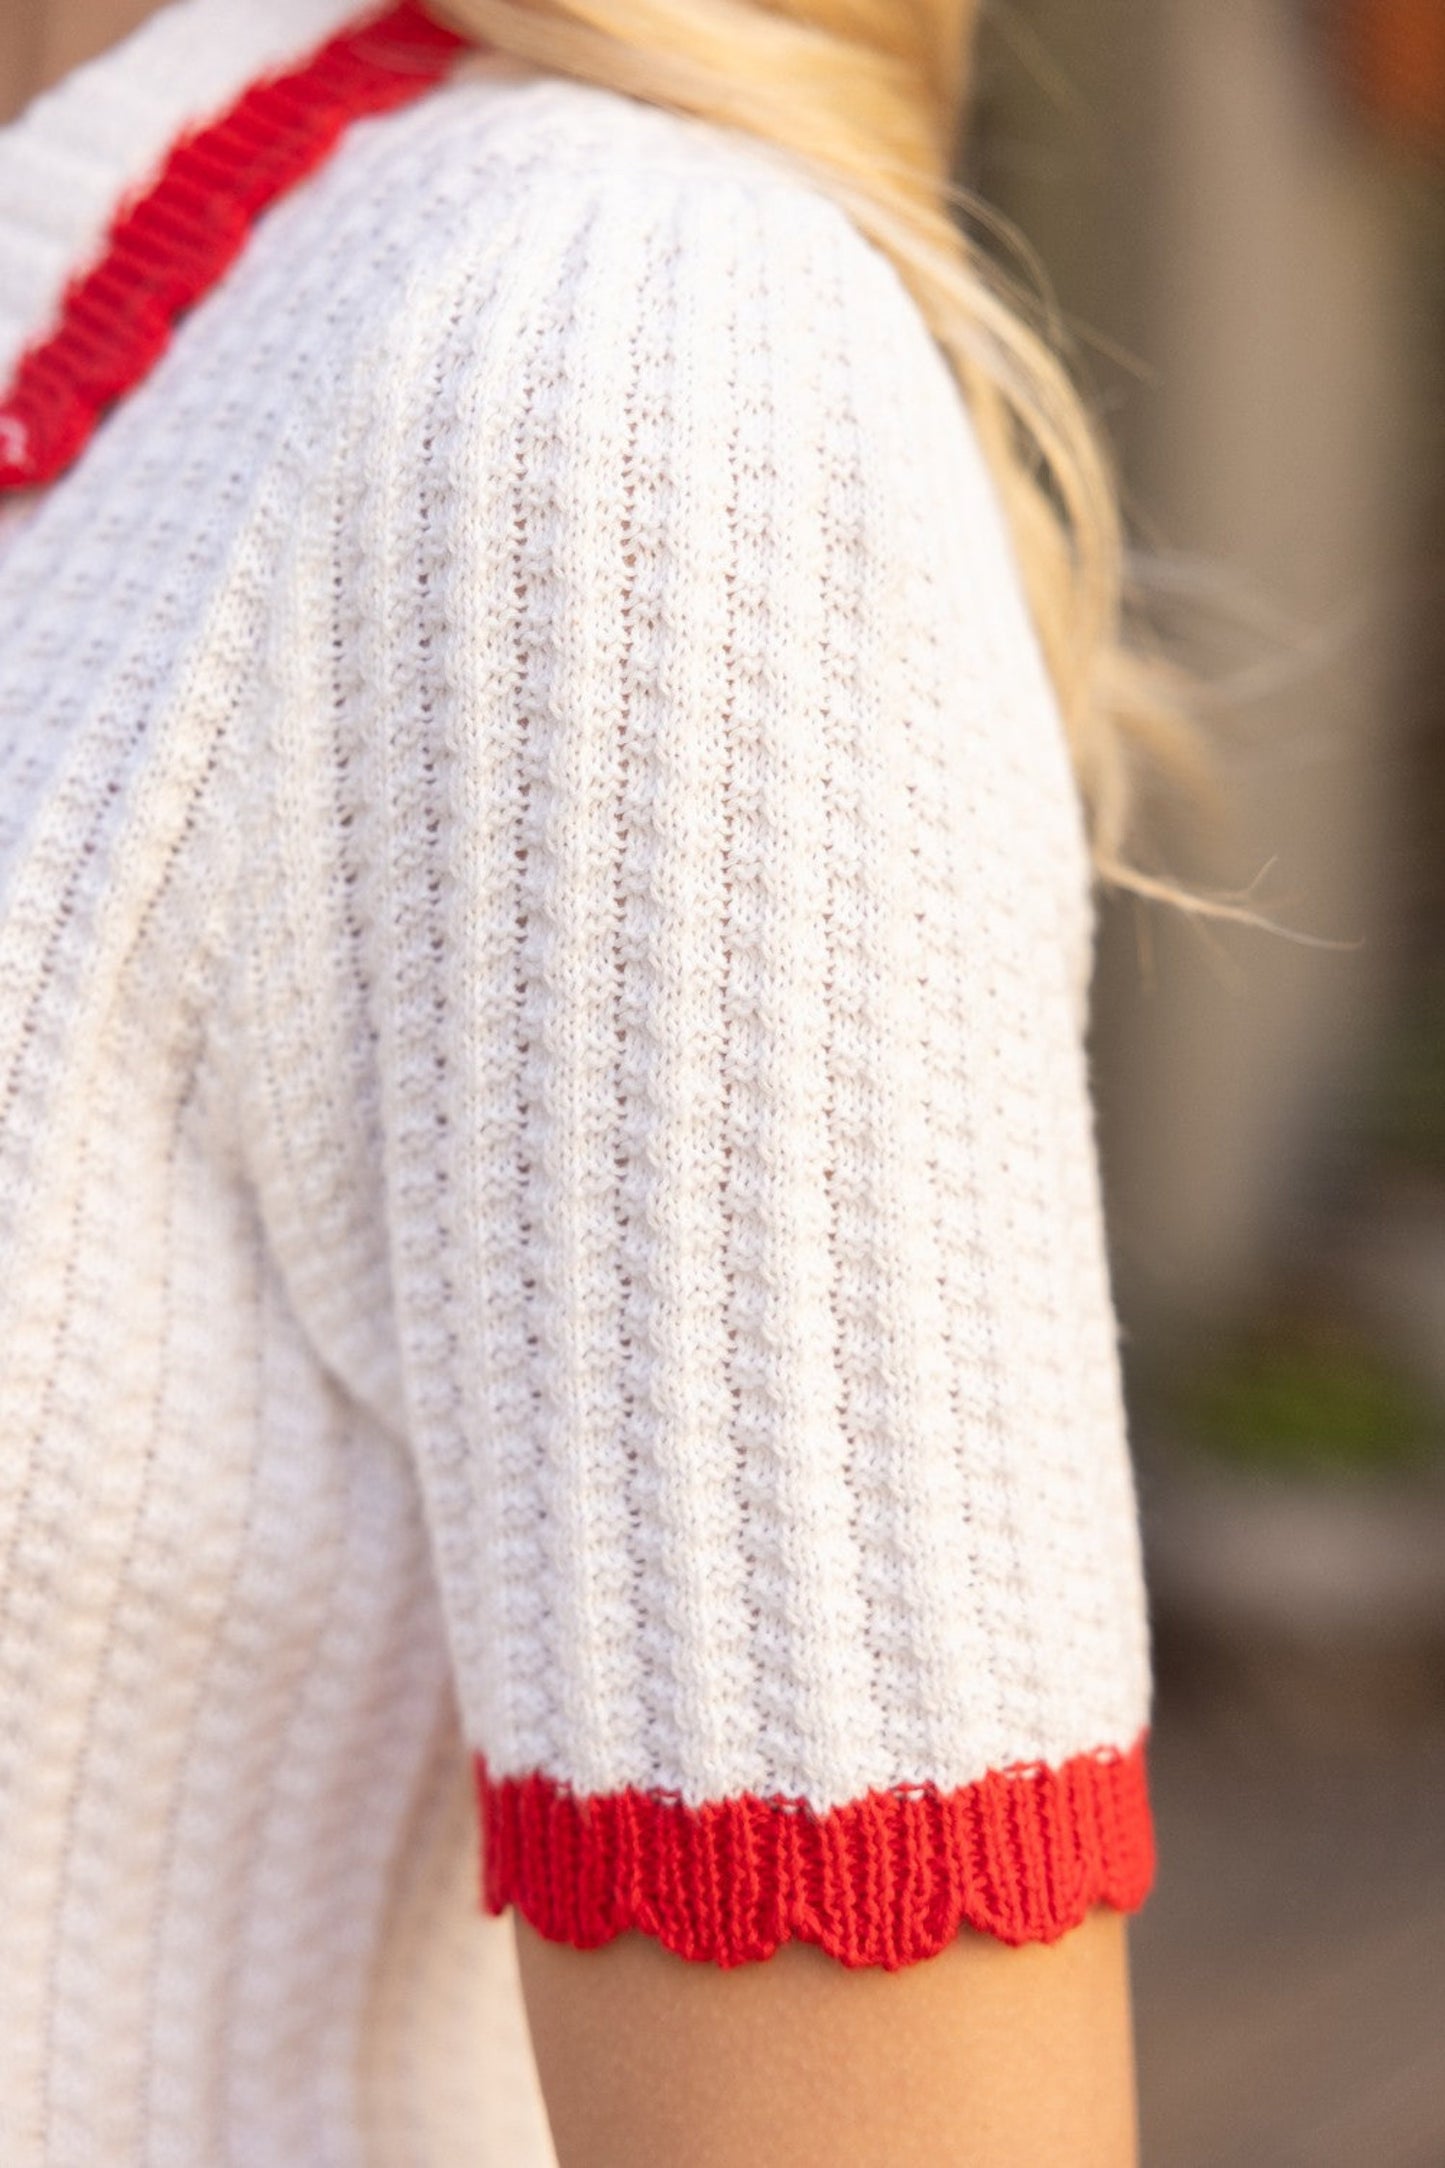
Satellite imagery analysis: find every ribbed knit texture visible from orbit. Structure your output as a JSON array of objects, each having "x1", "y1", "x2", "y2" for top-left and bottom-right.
[{"x1": 0, "y1": 0, "x2": 1154, "y2": 2155}]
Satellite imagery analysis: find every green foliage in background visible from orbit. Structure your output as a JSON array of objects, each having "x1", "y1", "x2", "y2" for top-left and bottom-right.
[{"x1": 1157, "y1": 1314, "x2": 1445, "y2": 1481}]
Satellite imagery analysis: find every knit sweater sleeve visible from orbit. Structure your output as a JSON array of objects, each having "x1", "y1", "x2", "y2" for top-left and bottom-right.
[{"x1": 242, "y1": 133, "x2": 1155, "y2": 1968}]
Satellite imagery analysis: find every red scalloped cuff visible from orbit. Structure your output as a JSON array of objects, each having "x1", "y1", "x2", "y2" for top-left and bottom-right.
[{"x1": 475, "y1": 1732, "x2": 1155, "y2": 1968}]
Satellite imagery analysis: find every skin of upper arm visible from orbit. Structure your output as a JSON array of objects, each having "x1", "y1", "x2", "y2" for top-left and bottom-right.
[{"x1": 512, "y1": 1906, "x2": 1141, "y2": 2168}]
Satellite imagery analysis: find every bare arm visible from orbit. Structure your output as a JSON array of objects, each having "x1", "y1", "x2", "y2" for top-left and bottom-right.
[{"x1": 514, "y1": 1906, "x2": 1140, "y2": 2168}]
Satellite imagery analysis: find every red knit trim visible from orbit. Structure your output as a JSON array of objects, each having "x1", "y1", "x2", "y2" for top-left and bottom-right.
[
  {"x1": 0, "y1": 0, "x2": 471, "y2": 492},
  {"x1": 475, "y1": 1732, "x2": 1155, "y2": 1968}
]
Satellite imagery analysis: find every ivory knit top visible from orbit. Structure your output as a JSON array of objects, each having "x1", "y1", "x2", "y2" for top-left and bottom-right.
[{"x1": 0, "y1": 0, "x2": 1156, "y2": 2158}]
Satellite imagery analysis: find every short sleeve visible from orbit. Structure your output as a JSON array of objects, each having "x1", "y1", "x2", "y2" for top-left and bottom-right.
[{"x1": 246, "y1": 131, "x2": 1155, "y2": 1968}]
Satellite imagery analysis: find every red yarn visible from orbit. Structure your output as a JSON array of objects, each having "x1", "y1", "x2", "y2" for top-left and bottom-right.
[
  {"x1": 0, "y1": 0, "x2": 471, "y2": 491},
  {"x1": 476, "y1": 1732, "x2": 1156, "y2": 1967}
]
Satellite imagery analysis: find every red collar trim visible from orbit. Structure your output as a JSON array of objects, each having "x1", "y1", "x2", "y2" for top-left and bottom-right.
[{"x1": 0, "y1": 0, "x2": 470, "y2": 493}]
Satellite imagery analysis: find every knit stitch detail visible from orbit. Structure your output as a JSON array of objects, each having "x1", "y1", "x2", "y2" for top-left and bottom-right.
[
  {"x1": 476, "y1": 1734, "x2": 1155, "y2": 1966},
  {"x1": 0, "y1": 0, "x2": 468, "y2": 491}
]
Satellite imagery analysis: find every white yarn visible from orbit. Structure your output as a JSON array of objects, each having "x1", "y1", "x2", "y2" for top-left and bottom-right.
[{"x1": 0, "y1": 0, "x2": 1152, "y2": 2157}]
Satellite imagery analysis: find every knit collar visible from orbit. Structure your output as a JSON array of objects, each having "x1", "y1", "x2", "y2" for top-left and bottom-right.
[
  {"x1": 0, "y1": 0, "x2": 473, "y2": 495},
  {"x1": 0, "y1": 0, "x2": 371, "y2": 390}
]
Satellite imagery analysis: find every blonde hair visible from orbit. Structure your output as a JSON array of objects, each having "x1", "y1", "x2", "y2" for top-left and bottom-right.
[{"x1": 428, "y1": 0, "x2": 1269, "y2": 926}]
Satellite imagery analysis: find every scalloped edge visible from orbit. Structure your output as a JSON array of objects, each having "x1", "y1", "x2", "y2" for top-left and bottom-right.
[{"x1": 476, "y1": 1731, "x2": 1154, "y2": 1969}]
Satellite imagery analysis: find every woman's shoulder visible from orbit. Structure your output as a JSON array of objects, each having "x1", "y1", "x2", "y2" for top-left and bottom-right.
[
  {"x1": 317, "y1": 55, "x2": 925, "y2": 349},
  {"x1": 259, "y1": 47, "x2": 1097, "y2": 1087},
  {"x1": 307, "y1": 56, "x2": 974, "y2": 503},
  {"x1": 316, "y1": 57, "x2": 998, "y2": 600},
  {"x1": 351, "y1": 56, "x2": 834, "y2": 218}
]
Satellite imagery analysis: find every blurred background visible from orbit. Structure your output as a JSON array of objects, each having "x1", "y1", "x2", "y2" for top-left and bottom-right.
[{"x1": 966, "y1": 3, "x2": 1445, "y2": 2161}]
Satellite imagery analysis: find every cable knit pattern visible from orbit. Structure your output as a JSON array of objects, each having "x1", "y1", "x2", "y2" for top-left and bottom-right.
[{"x1": 0, "y1": 0, "x2": 1153, "y2": 2155}]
